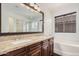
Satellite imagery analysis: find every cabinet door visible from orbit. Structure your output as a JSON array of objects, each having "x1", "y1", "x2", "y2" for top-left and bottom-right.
[
  {"x1": 29, "y1": 48, "x2": 41, "y2": 56},
  {"x1": 5, "y1": 47, "x2": 26, "y2": 56},
  {"x1": 16, "y1": 52, "x2": 26, "y2": 56},
  {"x1": 49, "y1": 43, "x2": 53, "y2": 56},
  {"x1": 42, "y1": 45, "x2": 49, "y2": 56},
  {"x1": 49, "y1": 38, "x2": 53, "y2": 56},
  {"x1": 27, "y1": 42, "x2": 41, "y2": 56},
  {"x1": 41, "y1": 40, "x2": 49, "y2": 56}
]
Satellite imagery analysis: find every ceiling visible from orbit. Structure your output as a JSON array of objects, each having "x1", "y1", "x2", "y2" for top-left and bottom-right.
[{"x1": 38, "y1": 3, "x2": 79, "y2": 13}]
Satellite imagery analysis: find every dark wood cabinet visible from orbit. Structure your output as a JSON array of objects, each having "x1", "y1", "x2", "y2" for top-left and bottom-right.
[
  {"x1": 27, "y1": 42, "x2": 41, "y2": 56},
  {"x1": 5, "y1": 47, "x2": 26, "y2": 56},
  {"x1": 41, "y1": 38, "x2": 53, "y2": 56},
  {"x1": 1, "y1": 38, "x2": 53, "y2": 56},
  {"x1": 28, "y1": 48, "x2": 41, "y2": 56},
  {"x1": 48, "y1": 38, "x2": 53, "y2": 56},
  {"x1": 41, "y1": 40, "x2": 49, "y2": 56}
]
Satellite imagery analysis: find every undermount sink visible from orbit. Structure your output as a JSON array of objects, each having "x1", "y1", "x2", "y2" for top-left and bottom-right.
[{"x1": 11, "y1": 39, "x2": 31, "y2": 45}]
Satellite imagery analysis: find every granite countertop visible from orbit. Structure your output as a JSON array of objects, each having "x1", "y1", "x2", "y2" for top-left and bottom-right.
[{"x1": 0, "y1": 35, "x2": 53, "y2": 55}]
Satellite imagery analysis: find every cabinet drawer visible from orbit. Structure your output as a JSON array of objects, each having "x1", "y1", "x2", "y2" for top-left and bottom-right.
[
  {"x1": 27, "y1": 42, "x2": 41, "y2": 56},
  {"x1": 31, "y1": 50, "x2": 41, "y2": 56},
  {"x1": 29, "y1": 47, "x2": 41, "y2": 56},
  {"x1": 6, "y1": 47, "x2": 25, "y2": 56},
  {"x1": 16, "y1": 51, "x2": 26, "y2": 56},
  {"x1": 29, "y1": 42, "x2": 41, "y2": 51}
]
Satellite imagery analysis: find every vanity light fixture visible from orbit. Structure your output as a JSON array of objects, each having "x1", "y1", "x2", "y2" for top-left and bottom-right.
[
  {"x1": 23, "y1": 3, "x2": 41, "y2": 12},
  {"x1": 20, "y1": 3, "x2": 30, "y2": 10},
  {"x1": 33, "y1": 3, "x2": 41, "y2": 12},
  {"x1": 29, "y1": 3, "x2": 35, "y2": 7},
  {"x1": 34, "y1": 5, "x2": 38, "y2": 9},
  {"x1": 20, "y1": 3, "x2": 36, "y2": 12}
]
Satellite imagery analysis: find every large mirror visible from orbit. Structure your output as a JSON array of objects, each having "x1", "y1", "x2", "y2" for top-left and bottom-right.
[{"x1": 1, "y1": 3, "x2": 44, "y2": 34}]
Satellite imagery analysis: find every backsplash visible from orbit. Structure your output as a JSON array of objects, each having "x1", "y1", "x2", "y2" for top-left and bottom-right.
[{"x1": 0, "y1": 33, "x2": 43, "y2": 42}]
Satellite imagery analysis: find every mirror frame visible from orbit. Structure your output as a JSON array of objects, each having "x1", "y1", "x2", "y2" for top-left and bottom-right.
[{"x1": 0, "y1": 3, "x2": 44, "y2": 36}]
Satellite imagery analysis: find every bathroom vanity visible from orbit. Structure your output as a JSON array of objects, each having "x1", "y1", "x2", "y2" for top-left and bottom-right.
[{"x1": 0, "y1": 36, "x2": 53, "y2": 56}]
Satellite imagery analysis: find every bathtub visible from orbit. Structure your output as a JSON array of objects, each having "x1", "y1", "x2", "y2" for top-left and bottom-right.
[{"x1": 54, "y1": 40, "x2": 79, "y2": 56}]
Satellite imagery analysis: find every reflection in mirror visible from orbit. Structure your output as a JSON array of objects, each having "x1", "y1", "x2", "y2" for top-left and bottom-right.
[
  {"x1": 8, "y1": 16, "x2": 14, "y2": 32},
  {"x1": 1, "y1": 3, "x2": 43, "y2": 33}
]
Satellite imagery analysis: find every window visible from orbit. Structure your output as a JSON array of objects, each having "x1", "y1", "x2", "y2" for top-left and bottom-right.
[{"x1": 55, "y1": 12, "x2": 76, "y2": 33}]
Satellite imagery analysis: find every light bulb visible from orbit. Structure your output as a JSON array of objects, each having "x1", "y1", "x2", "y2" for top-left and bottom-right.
[
  {"x1": 37, "y1": 8, "x2": 41, "y2": 12},
  {"x1": 30, "y1": 3, "x2": 34, "y2": 6},
  {"x1": 34, "y1": 5, "x2": 38, "y2": 9}
]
